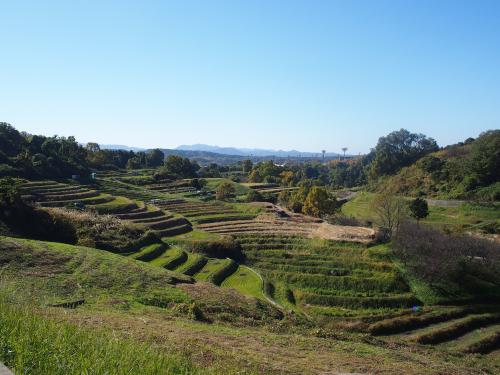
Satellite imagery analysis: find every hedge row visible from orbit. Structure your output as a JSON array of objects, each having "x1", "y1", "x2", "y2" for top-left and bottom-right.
[
  {"x1": 369, "y1": 308, "x2": 471, "y2": 335},
  {"x1": 209, "y1": 259, "x2": 238, "y2": 286},
  {"x1": 416, "y1": 314, "x2": 500, "y2": 345},
  {"x1": 185, "y1": 238, "x2": 244, "y2": 262}
]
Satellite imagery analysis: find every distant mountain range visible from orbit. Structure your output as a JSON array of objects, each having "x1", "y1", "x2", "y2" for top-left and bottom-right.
[
  {"x1": 98, "y1": 143, "x2": 344, "y2": 165},
  {"x1": 175, "y1": 144, "x2": 340, "y2": 157}
]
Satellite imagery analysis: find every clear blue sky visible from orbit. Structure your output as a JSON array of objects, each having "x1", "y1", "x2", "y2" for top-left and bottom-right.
[{"x1": 1, "y1": 0, "x2": 499, "y2": 153}]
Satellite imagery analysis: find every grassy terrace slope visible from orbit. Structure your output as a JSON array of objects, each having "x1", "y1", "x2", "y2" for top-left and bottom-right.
[
  {"x1": 19, "y1": 180, "x2": 193, "y2": 239},
  {"x1": 369, "y1": 306, "x2": 500, "y2": 356},
  {"x1": 1, "y1": 236, "x2": 497, "y2": 374},
  {"x1": 152, "y1": 198, "x2": 259, "y2": 224},
  {"x1": 237, "y1": 234, "x2": 417, "y2": 317},
  {"x1": 19, "y1": 180, "x2": 114, "y2": 207}
]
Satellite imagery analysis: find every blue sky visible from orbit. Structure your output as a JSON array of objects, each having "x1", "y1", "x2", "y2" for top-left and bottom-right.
[{"x1": 1, "y1": 0, "x2": 499, "y2": 153}]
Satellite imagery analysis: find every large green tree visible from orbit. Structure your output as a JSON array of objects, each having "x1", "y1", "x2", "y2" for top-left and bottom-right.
[
  {"x1": 147, "y1": 149, "x2": 165, "y2": 167},
  {"x1": 369, "y1": 129, "x2": 439, "y2": 179},
  {"x1": 408, "y1": 197, "x2": 429, "y2": 225},
  {"x1": 163, "y1": 155, "x2": 199, "y2": 178},
  {"x1": 302, "y1": 186, "x2": 337, "y2": 217},
  {"x1": 468, "y1": 130, "x2": 500, "y2": 187},
  {"x1": 216, "y1": 181, "x2": 235, "y2": 200}
]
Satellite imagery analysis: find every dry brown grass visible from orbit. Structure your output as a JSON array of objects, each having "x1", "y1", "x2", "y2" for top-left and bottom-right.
[{"x1": 198, "y1": 211, "x2": 375, "y2": 243}]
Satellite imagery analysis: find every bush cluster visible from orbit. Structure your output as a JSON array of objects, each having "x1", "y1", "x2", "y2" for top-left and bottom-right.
[
  {"x1": 184, "y1": 237, "x2": 244, "y2": 262},
  {"x1": 393, "y1": 222, "x2": 500, "y2": 297}
]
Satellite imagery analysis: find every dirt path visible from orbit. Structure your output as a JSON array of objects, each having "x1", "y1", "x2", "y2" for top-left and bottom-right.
[
  {"x1": 245, "y1": 265, "x2": 284, "y2": 310},
  {"x1": 426, "y1": 199, "x2": 465, "y2": 207}
]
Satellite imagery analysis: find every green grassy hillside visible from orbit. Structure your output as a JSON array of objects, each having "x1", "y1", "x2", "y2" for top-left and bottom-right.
[
  {"x1": 2, "y1": 235, "x2": 499, "y2": 374},
  {"x1": 342, "y1": 191, "x2": 499, "y2": 233}
]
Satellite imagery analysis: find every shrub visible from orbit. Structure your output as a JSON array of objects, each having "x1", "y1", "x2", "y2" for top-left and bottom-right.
[
  {"x1": 285, "y1": 288, "x2": 296, "y2": 304},
  {"x1": 263, "y1": 281, "x2": 275, "y2": 298},
  {"x1": 246, "y1": 189, "x2": 263, "y2": 202},
  {"x1": 45, "y1": 207, "x2": 155, "y2": 253},
  {"x1": 393, "y1": 222, "x2": 500, "y2": 295},
  {"x1": 216, "y1": 182, "x2": 235, "y2": 200},
  {"x1": 184, "y1": 237, "x2": 244, "y2": 262}
]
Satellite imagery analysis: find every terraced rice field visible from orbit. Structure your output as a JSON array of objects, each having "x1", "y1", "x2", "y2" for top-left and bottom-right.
[
  {"x1": 20, "y1": 180, "x2": 115, "y2": 207},
  {"x1": 198, "y1": 212, "x2": 375, "y2": 242},
  {"x1": 146, "y1": 180, "x2": 197, "y2": 195},
  {"x1": 148, "y1": 246, "x2": 186, "y2": 268},
  {"x1": 95, "y1": 178, "x2": 172, "y2": 202},
  {"x1": 235, "y1": 234, "x2": 416, "y2": 316},
  {"x1": 192, "y1": 258, "x2": 237, "y2": 285},
  {"x1": 370, "y1": 306, "x2": 500, "y2": 354},
  {"x1": 113, "y1": 201, "x2": 192, "y2": 238},
  {"x1": 20, "y1": 180, "x2": 192, "y2": 238},
  {"x1": 151, "y1": 198, "x2": 256, "y2": 224},
  {"x1": 243, "y1": 182, "x2": 298, "y2": 196},
  {"x1": 221, "y1": 265, "x2": 265, "y2": 300}
]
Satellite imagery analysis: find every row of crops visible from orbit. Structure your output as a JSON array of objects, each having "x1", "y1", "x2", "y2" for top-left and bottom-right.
[{"x1": 152, "y1": 199, "x2": 256, "y2": 224}]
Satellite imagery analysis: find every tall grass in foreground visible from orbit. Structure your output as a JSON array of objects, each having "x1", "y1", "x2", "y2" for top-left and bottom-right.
[{"x1": 0, "y1": 298, "x2": 197, "y2": 374}]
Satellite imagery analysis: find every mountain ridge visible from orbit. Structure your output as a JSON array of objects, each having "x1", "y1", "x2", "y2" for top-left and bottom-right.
[{"x1": 176, "y1": 144, "x2": 340, "y2": 157}]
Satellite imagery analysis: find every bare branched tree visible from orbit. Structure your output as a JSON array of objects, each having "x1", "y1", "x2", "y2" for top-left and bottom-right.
[{"x1": 371, "y1": 189, "x2": 407, "y2": 241}]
